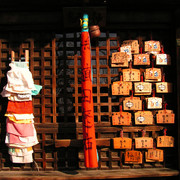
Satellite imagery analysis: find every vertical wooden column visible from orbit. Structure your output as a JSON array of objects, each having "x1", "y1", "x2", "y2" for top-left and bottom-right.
[
  {"x1": 176, "y1": 28, "x2": 180, "y2": 170},
  {"x1": 29, "y1": 37, "x2": 34, "y2": 81},
  {"x1": 25, "y1": 49, "x2": 29, "y2": 66},
  {"x1": 0, "y1": 39, "x2": 2, "y2": 79},
  {"x1": 96, "y1": 45, "x2": 100, "y2": 123},
  {"x1": 41, "y1": 47, "x2": 45, "y2": 123},
  {"x1": 52, "y1": 38, "x2": 57, "y2": 124},
  {"x1": 19, "y1": 40, "x2": 23, "y2": 60},
  {"x1": 40, "y1": 46, "x2": 46, "y2": 170},
  {"x1": 11, "y1": 51, "x2": 15, "y2": 62},
  {"x1": 63, "y1": 33, "x2": 68, "y2": 122},
  {"x1": 74, "y1": 54, "x2": 79, "y2": 124},
  {"x1": 52, "y1": 37, "x2": 58, "y2": 170},
  {"x1": 0, "y1": 39, "x2": 2, "y2": 170},
  {"x1": 107, "y1": 32, "x2": 112, "y2": 122}
]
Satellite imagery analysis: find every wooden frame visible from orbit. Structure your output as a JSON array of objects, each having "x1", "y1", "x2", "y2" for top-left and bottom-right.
[{"x1": 0, "y1": 29, "x2": 178, "y2": 172}]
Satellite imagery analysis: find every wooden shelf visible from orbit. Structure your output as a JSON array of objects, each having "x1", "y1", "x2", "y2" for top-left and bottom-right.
[{"x1": 0, "y1": 168, "x2": 178, "y2": 180}]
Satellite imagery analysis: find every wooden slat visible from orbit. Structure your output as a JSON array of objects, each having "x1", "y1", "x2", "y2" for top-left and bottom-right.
[
  {"x1": 55, "y1": 138, "x2": 111, "y2": 148},
  {"x1": 34, "y1": 122, "x2": 165, "y2": 133}
]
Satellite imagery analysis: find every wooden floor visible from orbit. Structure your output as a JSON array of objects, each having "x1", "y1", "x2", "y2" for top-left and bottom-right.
[{"x1": 0, "y1": 168, "x2": 178, "y2": 180}]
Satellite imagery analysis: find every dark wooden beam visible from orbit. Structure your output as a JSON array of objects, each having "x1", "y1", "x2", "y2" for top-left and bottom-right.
[{"x1": 55, "y1": 138, "x2": 111, "y2": 148}]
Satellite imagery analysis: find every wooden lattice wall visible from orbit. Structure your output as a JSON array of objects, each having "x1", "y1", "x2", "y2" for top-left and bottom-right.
[{"x1": 0, "y1": 30, "x2": 178, "y2": 171}]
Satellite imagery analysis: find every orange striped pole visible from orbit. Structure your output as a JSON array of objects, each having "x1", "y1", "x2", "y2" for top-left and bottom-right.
[{"x1": 80, "y1": 14, "x2": 98, "y2": 168}]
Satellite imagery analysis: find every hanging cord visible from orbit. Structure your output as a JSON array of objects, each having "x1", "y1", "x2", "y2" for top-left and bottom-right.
[{"x1": 33, "y1": 160, "x2": 39, "y2": 172}]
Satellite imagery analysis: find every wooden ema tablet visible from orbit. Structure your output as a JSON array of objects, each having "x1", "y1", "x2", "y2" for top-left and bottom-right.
[
  {"x1": 134, "y1": 54, "x2": 150, "y2": 65},
  {"x1": 157, "y1": 136, "x2": 174, "y2": 147},
  {"x1": 156, "y1": 110, "x2": 175, "y2": 124},
  {"x1": 156, "y1": 82, "x2": 172, "y2": 93},
  {"x1": 144, "y1": 41, "x2": 161, "y2": 52},
  {"x1": 134, "y1": 82, "x2": 152, "y2": 95},
  {"x1": 146, "y1": 149, "x2": 164, "y2": 162},
  {"x1": 124, "y1": 150, "x2": 142, "y2": 164},
  {"x1": 144, "y1": 68, "x2": 161, "y2": 82},
  {"x1": 134, "y1": 111, "x2": 154, "y2": 125},
  {"x1": 111, "y1": 52, "x2": 128, "y2": 64},
  {"x1": 122, "y1": 68, "x2": 140, "y2": 82},
  {"x1": 112, "y1": 112, "x2": 131, "y2": 125},
  {"x1": 112, "y1": 81, "x2": 132, "y2": 95},
  {"x1": 146, "y1": 97, "x2": 162, "y2": 109},
  {"x1": 111, "y1": 58, "x2": 128, "y2": 67},
  {"x1": 135, "y1": 137, "x2": 154, "y2": 149},
  {"x1": 122, "y1": 40, "x2": 139, "y2": 54},
  {"x1": 123, "y1": 97, "x2": 142, "y2": 111},
  {"x1": 120, "y1": 45, "x2": 132, "y2": 61},
  {"x1": 113, "y1": 137, "x2": 132, "y2": 149},
  {"x1": 156, "y1": 54, "x2": 171, "y2": 65}
]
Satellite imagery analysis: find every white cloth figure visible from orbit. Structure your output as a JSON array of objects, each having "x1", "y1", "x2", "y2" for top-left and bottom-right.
[
  {"x1": 5, "y1": 127, "x2": 39, "y2": 148},
  {"x1": 10, "y1": 153, "x2": 33, "y2": 163},
  {"x1": 1, "y1": 90, "x2": 32, "y2": 101},
  {"x1": 9, "y1": 147, "x2": 33, "y2": 156},
  {"x1": 2, "y1": 62, "x2": 39, "y2": 164},
  {"x1": 2, "y1": 63, "x2": 36, "y2": 94}
]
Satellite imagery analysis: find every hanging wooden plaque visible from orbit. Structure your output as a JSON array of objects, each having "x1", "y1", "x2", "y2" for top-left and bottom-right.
[
  {"x1": 112, "y1": 112, "x2": 131, "y2": 126},
  {"x1": 122, "y1": 68, "x2": 140, "y2": 82},
  {"x1": 156, "y1": 54, "x2": 171, "y2": 65},
  {"x1": 113, "y1": 137, "x2": 132, "y2": 149},
  {"x1": 120, "y1": 45, "x2": 132, "y2": 61},
  {"x1": 134, "y1": 82, "x2": 152, "y2": 95},
  {"x1": 112, "y1": 81, "x2": 132, "y2": 95},
  {"x1": 146, "y1": 97, "x2": 162, "y2": 109},
  {"x1": 135, "y1": 137, "x2": 154, "y2": 149},
  {"x1": 111, "y1": 52, "x2": 128, "y2": 64},
  {"x1": 156, "y1": 110, "x2": 175, "y2": 124},
  {"x1": 144, "y1": 68, "x2": 161, "y2": 82},
  {"x1": 134, "y1": 111, "x2": 154, "y2": 125},
  {"x1": 155, "y1": 82, "x2": 172, "y2": 93},
  {"x1": 111, "y1": 59, "x2": 129, "y2": 67},
  {"x1": 123, "y1": 97, "x2": 142, "y2": 111},
  {"x1": 134, "y1": 54, "x2": 150, "y2": 65},
  {"x1": 144, "y1": 41, "x2": 161, "y2": 52},
  {"x1": 157, "y1": 136, "x2": 174, "y2": 147},
  {"x1": 146, "y1": 149, "x2": 164, "y2": 162},
  {"x1": 124, "y1": 150, "x2": 142, "y2": 164},
  {"x1": 122, "y1": 40, "x2": 139, "y2": 54}
]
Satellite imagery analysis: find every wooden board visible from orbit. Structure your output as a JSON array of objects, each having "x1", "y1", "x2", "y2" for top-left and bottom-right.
[
  {"x1": 135, "y1": 137, "x2": 154, "y2": 149},
  {"x1": 112, "y1": 112, "x2": 132, "y2": 125},
  {"x1": 134, "y1": 54, "x2": 150, "y2": 65},
  {"x1": 112, "y1": 81, "x2": 132, "y2": 95},
  {"x1": 134, "y1": 111, "x2": 154, "y2": 125},
  {"x1": 124, "y1": 150, "x2": 143, "y2": 164},
  {"x1": 113, "y1": 137, "x2": 132, "y2": 149},
  {"x1": 0, "y1": 168, "x2": 178, "y2": 179},
  {"x1": 157, "y1": 136, "x2": 174, "y2": 147},
  {"x1": 134, "y1": 82, "x2": 152, "y2": 95}
]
